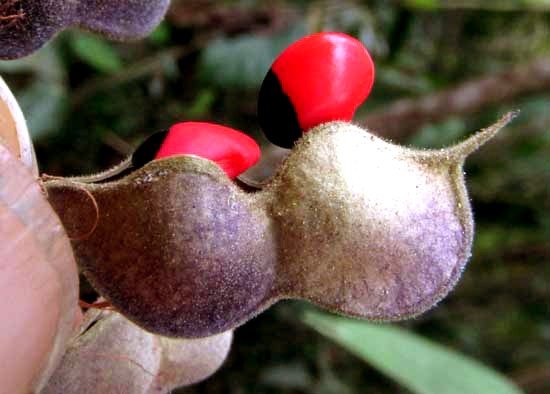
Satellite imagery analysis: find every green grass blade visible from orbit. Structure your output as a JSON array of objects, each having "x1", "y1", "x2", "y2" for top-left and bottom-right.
[{"x1": 303, "y1": 311, "x2": 523, "y2": 394}]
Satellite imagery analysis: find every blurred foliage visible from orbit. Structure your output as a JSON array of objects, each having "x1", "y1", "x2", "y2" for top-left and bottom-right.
[
  {"x1": 68, "y1": 33, "x2": 124, "y2": 74},
  {"x1": 200, "y1": 23, "x2": 307, "y2": 89},
  {"x1": 403, "y1": 0, "x2": 550, "y2": 11},
  {"x1": 303, "y1": 311, "x2": 522, "y2": 394},
  {"x1": 1, "y1": 0, "x2": 549, "y2": 393}
]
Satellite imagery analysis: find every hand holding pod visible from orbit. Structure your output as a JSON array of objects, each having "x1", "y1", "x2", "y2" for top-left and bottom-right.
[{"x1": 39, "y1": 31, "x2": 518, "y2": 339}]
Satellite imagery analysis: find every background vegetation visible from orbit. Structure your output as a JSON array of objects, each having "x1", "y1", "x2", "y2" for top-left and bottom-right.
[{"x1": 1, "y1": 0, "x2": 548, "y2": 393}]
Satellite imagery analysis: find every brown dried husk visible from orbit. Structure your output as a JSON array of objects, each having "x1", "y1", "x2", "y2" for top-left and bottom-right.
[{"x1": 43, "y1": 113, "x2": 516, "y2": 338}]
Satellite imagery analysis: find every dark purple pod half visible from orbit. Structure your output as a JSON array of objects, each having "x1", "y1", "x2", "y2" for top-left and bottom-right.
[
  {"x1": 0, "y1": 1, "x2": 75, "y2": 60},
  {"x1": 75, "y1": 0, "x2": 171, "y2": 40},
  {"x1": 45, "y1": 157, "x2": 277, "y2": 338},
  {"x1": 0, "y1": 0, "x2": 170, "y2": 59}
]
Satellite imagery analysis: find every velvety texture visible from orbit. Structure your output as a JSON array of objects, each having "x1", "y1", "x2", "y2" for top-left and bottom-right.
[
  {"x1": 0, "y1": 0, "x2": 170, "y2": 59},
  {"x1": 269, "y1": 123, "x2": 471, "y2": 319},
  {"x1": 43, "y1": 114, "x2": 515, "y2": 338},
  {"x1": 42, "y1": 310, "x2": 233, "y2": 394},
  {"x1": 47, "y1": 158, "x2": 277, "y2": 338}
]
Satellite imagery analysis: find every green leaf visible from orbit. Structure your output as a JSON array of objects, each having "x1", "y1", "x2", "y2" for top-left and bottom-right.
[
  {"x1": 186, "y1": 88, "x2": 216, "y2": 118},
  {"x1": 18, "y1": 79, "x2": 67, "y2": 139},
  {"x1": 0, "y1": 43, "x2": 65, "y2": 80},
  {"x1": 69, "y1": 33, "x2": 123, "y2": 74},
  {"x1": 149, "y1": 22, "x2": 171, "y2": 46},
  {"x1": 403, "y1": 0, "x2": 550, "y2": 10},
  {"x1": 409, "y1": 117, "x2": 467, "y2": 148},
  {"x1": 302, "y1": 311, "x2": 523, "y2": 394},
  {"x1": 403, "y1": 0, "x2": 438, "y2": 9}
]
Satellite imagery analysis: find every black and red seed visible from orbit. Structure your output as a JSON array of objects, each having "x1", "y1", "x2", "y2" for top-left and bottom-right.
[{"x1": 258, "y1": 32, "x2": 375, "y2": 148}]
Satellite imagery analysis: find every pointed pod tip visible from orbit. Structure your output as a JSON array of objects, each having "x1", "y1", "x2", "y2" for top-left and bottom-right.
[{"x1": 446, "y1": 111, "x2": 519, "y2": 161}]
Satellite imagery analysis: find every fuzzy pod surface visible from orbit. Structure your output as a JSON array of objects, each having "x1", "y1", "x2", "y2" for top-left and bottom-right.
[
  {"x1": 46, "y1": 158, "x2": 278, "y2": 338},
  {"x1": 0, "y1": 0, "x2": 170, "y2": 59},
  {"x1": 43, "y1": 113, "x2": 516, "y2": 338},
  {"x1": 268, "y1": 123, "x2": 472, "y2": 319},
  {"x1": 42, "y1": 310, "x2": 233, "y2": 393}
]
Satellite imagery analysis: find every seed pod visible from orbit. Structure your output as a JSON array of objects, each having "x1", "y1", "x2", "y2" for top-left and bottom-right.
[
  {"x1": 42, "y1": 310, "x2": 233, "y2": 394},
  {"x1": 0, "y1": 0, "x2": 170, "y2": 59},
  {"x1": 258, "y1": 32, "x2": 375, "y2": 148},
  {"x1": 43, "y1": 113, "x2": 515, "y2": 338},
  {"x1": 46, "y1": 158, "x2": 278, "y2": 338},
  {"x1": 267, "y1": 114, "x2": 515, "y2": 320}
]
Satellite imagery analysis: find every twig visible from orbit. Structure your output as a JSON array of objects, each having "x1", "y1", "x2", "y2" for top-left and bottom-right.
[
  {"x1": 168, "y1": 0, "x2": 296, "y2": 35},
  {"x1": 361, "y1": 56, "x2": 550, "y2": 141},
  {"x1": 0, "y1": 13, "x2": 21, "y2": 20}
]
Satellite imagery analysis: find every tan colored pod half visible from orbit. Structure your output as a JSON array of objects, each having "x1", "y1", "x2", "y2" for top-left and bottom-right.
[
  {"x1": 42, "y1": 309, "x2": 232, "y2": 394},
  {"x1": 0, "y1": 76, "x2": 38, "y2": 176},
  {"x1": 155, "y1": 326, "x2": 233, "y2": 390},
  {"x1": 267, "y1": 113, "x2": 516, "y2": 320},
  {"x1": 45, "y1": 158, "x2": 278, "y2": 338}
]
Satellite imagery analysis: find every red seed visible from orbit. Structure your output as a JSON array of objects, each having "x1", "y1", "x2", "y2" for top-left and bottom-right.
[
  {"x1": 258, "y1": 32, "x2": 375, "y2": 148},
  {"x1": 154, "y1": 122, "x2": 260, "y2": 178}
]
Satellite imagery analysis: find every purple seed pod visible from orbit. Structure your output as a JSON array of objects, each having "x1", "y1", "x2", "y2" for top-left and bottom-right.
[
  {"x1": 42, "y1": 112, "x2": 517, "y2": 339},
  {"x1": 0, "y1": 0, "x2": 170, "y2": 59}
]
